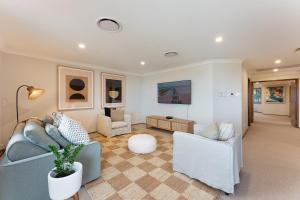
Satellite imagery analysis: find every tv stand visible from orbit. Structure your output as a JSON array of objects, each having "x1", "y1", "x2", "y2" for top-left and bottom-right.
[{"x1": 146, "y1": 115, "x2": 194, "y2": 133}]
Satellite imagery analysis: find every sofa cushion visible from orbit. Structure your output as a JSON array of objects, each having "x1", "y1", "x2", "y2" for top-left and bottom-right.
[
  {"x1": 45, "y1": 123, "x2": 71, "y2": 147},
  {"x1": 219, "y1": 123, "x2": 235, "y2": 141},
  {"x1": 24, "y1": 119, "x2": 60, "y2": 151},
  {"x1": 112, "y1": 121, "x2": 128, "y2": 129},
  {"x1": 6, "y1": 122, "x2": 48, "y2": 161},
  {"x1": 198, "y1": 123, "x2": 220, "y2": 140},
  {"x1": 111, "y1": 109, "x2": 124, "y2": 122},
  {"x1": 58, "y1": 115, "x2": 90, "y2": 145}
]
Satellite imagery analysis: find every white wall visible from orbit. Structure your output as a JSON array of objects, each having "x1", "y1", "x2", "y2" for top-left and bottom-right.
[
  {"x1": 0, "y1": 52, "x2": 142, "y2": 144},
  {"x1": 212, "y1": 62, "x2": 243, "y2": 135},
  {"x1": 140, "y1": 63, "x2": 214, "y2": 126},
  {"x1": 254, "y1": 82, "x2": 290, "y2": 116},
  {"x1": 241, "y1": 67, "x2": 249, "y2": 135},
  {"x1": 140, "y1": 60, "x2": 244, "y2": 135}
]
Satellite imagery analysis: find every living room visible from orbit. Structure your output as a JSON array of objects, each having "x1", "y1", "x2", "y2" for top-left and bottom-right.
[{"x1": 1, "y1": 1, "x2": 300, "y2": 200}]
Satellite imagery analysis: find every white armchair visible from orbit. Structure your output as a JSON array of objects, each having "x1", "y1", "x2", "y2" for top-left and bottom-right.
[
  {"x1": 97, "y1": 114, "x2": 132, "y2": 137},
  {"x1": 173, "y1": 131, "x2": 243, "y2": 194}
]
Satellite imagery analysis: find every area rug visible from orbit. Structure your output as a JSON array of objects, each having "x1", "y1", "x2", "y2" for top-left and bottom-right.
[{"x1": 86, "y1": 125, "x2": 219, "y2": 200}]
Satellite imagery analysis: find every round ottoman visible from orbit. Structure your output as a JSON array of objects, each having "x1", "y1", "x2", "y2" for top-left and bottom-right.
[{"x1": 128, "y1": 134, "x2": 157, "y2": 154}]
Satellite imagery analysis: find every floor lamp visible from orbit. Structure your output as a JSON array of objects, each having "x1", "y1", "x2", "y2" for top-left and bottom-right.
[{"x1": 16, "y1": 85, "x2": 45, "y2": 123}]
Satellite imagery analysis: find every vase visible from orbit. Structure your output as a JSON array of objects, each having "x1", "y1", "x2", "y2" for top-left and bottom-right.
[{"x1": 48, "y1": 162, "x2": 83, "y2": 200}]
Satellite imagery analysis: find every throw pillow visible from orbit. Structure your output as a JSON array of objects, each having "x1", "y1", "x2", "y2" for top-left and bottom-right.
[
  {"x1": 58, "y1": 115, "x2": 90, "y2": 145},
  {"x1": 24, "y1": 119, "x2": 60, "y2": 151},
  {"x1": 45, "y1": 123, "x2": 71, "y2": 147},
  {"x1": 52, "y1": 112, "x2": 63, "y2": 127},
  {"x1": 111, "y1": 109, "x2": 124, "y2": 122},
  {"x1": 42, "y1": 115, "x2": 54, "y2": 126},
  {"x1": 218, "y1": 122, "x2": 235, "y2": 141},
  {"x1": 199, "y1": 123, "x2": 220, "y2": 140}
]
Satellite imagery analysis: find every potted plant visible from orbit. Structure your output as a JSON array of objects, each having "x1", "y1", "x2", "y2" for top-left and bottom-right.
[{"x1": 48, "y1": 144, "x2": 84, "y2": 200}]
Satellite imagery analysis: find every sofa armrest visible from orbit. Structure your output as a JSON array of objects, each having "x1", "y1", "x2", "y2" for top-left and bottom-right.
[
  {"x1": 97, "y1": 114, "x2": 112, "y2": 137},
  {"x1": 0, "y1": 141, "x2": 101, "y2": 200}
]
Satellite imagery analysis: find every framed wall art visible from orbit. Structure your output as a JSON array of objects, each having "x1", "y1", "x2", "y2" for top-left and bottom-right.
[
  {"x1": 265, "y1": 86, "x2": 285, "y2": 104},
  {"x1": 101, "y1": 72, "x2": 126, "y2": 108},
  {"x1": 58, "y1": 65, "x2": 94, "y2": 110}
]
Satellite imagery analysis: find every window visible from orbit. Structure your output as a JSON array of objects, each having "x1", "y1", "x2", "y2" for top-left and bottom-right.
[{"x1": 253, "y1": 88, "x2": 261, "y2": 104}]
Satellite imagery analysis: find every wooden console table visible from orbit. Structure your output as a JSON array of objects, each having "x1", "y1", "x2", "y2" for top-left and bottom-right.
[{"x1": 146, "y1": 115, "x2": 194, "y2": 133}]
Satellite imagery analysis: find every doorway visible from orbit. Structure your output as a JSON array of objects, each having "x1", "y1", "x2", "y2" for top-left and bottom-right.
[{"x1": 249, "y1": 79, "x2": 299, "y2": 127}]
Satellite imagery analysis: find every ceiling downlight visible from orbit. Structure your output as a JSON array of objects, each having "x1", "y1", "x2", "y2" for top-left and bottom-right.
[{"x1": 97, "y1": 18, "x2": 121, "y2": 32}]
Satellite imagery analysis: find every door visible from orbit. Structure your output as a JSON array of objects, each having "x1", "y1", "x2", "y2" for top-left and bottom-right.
[
  {"x1": 290, "y1": 80, "x2": 299, "y2": 127},
  {"x1": 248, "y1": 79, "x2": 254, "y2": 125}
]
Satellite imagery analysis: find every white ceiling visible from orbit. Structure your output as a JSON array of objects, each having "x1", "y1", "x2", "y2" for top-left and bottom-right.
[{"x1": 1, "y1": 0, "x2": 300, "y2": 74}]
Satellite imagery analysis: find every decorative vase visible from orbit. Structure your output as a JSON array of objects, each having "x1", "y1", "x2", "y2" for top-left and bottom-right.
[{"x1": 48, "y1": 162, "x2": 83, "y2": 200}]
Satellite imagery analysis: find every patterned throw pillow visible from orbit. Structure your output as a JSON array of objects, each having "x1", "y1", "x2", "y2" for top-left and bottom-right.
[
  {"x1": 52, "y1": 112, "x2": 63, "y2": 127},
  {"x1": 58, "y1": 115, "x2": 90, "y2": 145}
]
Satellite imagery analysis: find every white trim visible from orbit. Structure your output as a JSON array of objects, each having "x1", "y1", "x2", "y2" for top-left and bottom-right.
[
  {"x1": 0, "y1": 48, "x2": 243, "y2": 76},
  {"x1": 142, "y1": 59, "x2": 243, "y2": 76}
]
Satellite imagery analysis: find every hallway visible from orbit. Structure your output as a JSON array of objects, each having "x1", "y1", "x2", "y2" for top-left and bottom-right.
[
  {"x1": 254, "y1": 112, "x2": 291, "y2": 126},
  {"x1": 221, "y1": 122, "x2": 300, "y2": 200}
]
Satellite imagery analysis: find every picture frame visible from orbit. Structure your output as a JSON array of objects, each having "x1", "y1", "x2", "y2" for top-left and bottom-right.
[
  {"x1": 101, "y1": 72, "x2": 126, "y2": 108},
  {"x1": 58, "y1": 65, "x2": 94, "y2": 110},
  {"x1": 253, "y1": 88, "x2": 261, "y2": 104},
  {"x1": 265, "y1": 86, "x2": 285, "y2": 104}
]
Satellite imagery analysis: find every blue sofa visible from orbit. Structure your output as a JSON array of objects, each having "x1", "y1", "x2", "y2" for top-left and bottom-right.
[{"x1": 0, "y1": 122, "x2": 101, "y2": 200}]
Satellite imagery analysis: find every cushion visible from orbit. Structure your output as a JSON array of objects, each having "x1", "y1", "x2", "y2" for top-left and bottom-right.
[
  {"x1": 112, "y1": 121, "x2": 128, "y2": 129},
  {"x1": 52, "y1": 112, "x2": 63, "y2": 127},
  {"x1": 45, "y1": 123, "x2": 71, "y2": 147},
  {"x1": 58, "y1": 115, "x2": 90, "y2": 145},
  {"x1": 6, "y1": 122, "x2": 48, "y2": 161},
  {"x1": 199, "y1": 123, "x2": 220, "y2": 140},
  {"x1": 104, "y1": 107, "x2": 111, "y2": 117},
  {"x1": 111, "y1": 109, "x2": 124, "y2": 122},
  {"x1": 42, "y1": 115, "x2": 54, "y2": 126},
  {"x1": 218, "y1": 123, "x2": 235, "y2": 141},
  {"x1": 23, "y1": 119, "x2": 60, "y2": 151}
]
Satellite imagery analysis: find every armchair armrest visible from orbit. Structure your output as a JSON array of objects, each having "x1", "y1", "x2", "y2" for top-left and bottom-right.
[
  {"x1": 124, "y1": 114, "x2": 132, "y2": 124},
  {"x1": 97, "y1": 115, "x2": 112, "y2": 137}
]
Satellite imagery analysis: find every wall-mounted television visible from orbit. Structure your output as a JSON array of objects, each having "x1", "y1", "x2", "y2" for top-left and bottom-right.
[{"x1": 158, "y1": 80, "x2": 191, "y2": 104}]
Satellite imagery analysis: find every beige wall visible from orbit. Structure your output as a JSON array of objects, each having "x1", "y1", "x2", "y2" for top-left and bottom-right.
[
  {"x1": 0, "y1": 52, "x2": 142, "y2": 144},
  {"x1": 242, "y1": 67, "x2": 249, "y2": 135},
  {"x1": 0, "y1": 52, "x2": 3, "y2": 144}
]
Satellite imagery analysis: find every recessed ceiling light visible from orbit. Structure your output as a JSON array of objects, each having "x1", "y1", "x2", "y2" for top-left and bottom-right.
[
  {"x1": 164, "y1": 52, "x2": 178, "y2": 57},
  {"x1": 97, "y1": 18, "x2": 121, "y2": 32},
  {"x1": 274, "y1": 59, "x2": 282, "y2": 64},
  {"x1": 140, "y1": 61, "x2": 146, "y2": 66},
  {"x1": 78, "y1": 43, "x2": 86, "y2": 49},
  {"x1": 273, "y1": 68, "x2": 279, "y2": 72},
  {"x1": 215, "y1": 36, "x2": 223, "y2": 43}
]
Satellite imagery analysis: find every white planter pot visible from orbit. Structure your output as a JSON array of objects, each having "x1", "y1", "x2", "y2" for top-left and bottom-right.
[{"x1": 48, "y1": 162, "x2": 83, "y2": 200}]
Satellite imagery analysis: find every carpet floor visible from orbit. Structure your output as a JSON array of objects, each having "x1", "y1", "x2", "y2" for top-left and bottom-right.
[
  {"x1": 85, "y1": 124, "x2": 218, "y2": 200},
  {"x1": 220, "y1": 122, "x2": 300, "y2": 200}
]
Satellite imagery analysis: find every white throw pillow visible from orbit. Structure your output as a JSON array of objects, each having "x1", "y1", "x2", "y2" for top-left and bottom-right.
[
  {"x1": 198, "y1": 123, "x2": 220, "y2": 140},
  {"x1": 58, "y1": 115, "x2": 90, "y2": 145},
  {"x1": 218, "y1": 123, "x2": 235, "y2": 141}
]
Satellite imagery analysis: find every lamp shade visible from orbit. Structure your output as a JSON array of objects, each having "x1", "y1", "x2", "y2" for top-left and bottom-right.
[{"x1": 27, "y1": 86, "x2": 45, "y2": 100}]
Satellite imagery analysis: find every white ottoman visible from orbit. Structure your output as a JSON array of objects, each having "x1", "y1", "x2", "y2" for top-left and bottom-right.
[{"x1": 128, "y1": 134, "x2": 157, "y2": 154}]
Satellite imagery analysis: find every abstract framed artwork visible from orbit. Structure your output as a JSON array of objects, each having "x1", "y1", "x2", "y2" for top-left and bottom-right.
[
  {"x1": 58, "y1": 65, "x2": 94, "y2": 110},
  {"x1": 265, "y1": 86, "x2": 285, "y2": 104},
  {"x1": 101, "y1": 72, "x2": 126, "y2": 108}
]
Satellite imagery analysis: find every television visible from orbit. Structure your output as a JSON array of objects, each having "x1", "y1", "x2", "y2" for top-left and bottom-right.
[{"x1": 158, "y1": 80, "x2": 191, "y2": 104}]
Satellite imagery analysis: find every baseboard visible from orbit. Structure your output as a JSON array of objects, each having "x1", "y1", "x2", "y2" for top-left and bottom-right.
[{"x1": 242, "y1": 128, "x2": 249, "y2": 138}]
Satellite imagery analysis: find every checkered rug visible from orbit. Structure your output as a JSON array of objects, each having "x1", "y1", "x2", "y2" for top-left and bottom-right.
[{"x1": 86, "y1": 125, "x2": 218, "y2": 200}]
